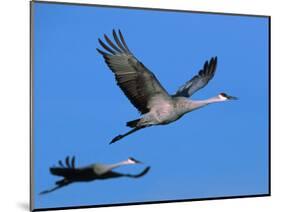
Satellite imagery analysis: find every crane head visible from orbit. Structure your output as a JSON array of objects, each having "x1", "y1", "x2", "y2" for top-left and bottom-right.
[
  {"x1": 219, "y1": 92, "x2": 238, "y2": 100},
  {"x1": 128, "y1": 157, "x2": 142, "y2": 164}
]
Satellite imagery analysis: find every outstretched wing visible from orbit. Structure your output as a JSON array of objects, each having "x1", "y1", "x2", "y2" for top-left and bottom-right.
[
  {"x1": 174, "y1": 57, "x2": 217, "y2": 97},
  {"x1": 50, "y1": 167, "x2": 77, "y2": 177},
  {"x1": 124, "y1": 166, "x2": 151, "y2": 178},
  {"x1": 50, "y1": 156, "x2": 76, "y2": 177},
  {"x1": 97, "y1": 29, "x2": 170, "y2": 114}
]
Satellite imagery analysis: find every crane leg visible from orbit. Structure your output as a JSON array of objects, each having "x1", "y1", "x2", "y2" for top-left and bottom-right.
[
  {"x1": 39, "y1": 183, "x2": 69, "y2": 195},
  {"x1": 110, "y1": 126, "x2": 145, "y2": 144},
  {"x1": 39, "y1": 179, "x2": 70, "y2": 195}
]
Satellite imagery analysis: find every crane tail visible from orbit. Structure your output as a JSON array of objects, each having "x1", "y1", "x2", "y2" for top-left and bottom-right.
[
  {"x1": 126, "y1": 119, "x2": 140, "y2": 128},
  {"x1": 109, "y1": 126, "x2": 145, "y2": 144}
]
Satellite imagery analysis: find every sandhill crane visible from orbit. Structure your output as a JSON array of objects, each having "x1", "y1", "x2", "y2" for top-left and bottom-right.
[
  {"x1": 40, "y1": 156, "x2": 150, "y2": 194},
  {"x1": 97, "y1": 30, "x2": 237, "y2": 144}
]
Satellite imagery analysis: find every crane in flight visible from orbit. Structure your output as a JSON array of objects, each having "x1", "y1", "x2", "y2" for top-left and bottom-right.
[
  {"x1": 40, "y1": 156, "x2": 150, "y2": 195},
  {"x1": 97, "y1": 30, "x2": 237, "y2": 144}
]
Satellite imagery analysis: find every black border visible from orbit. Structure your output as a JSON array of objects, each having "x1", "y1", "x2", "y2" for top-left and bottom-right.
[{"x1": 30, "y1": 1, "x2": 271, "y2": 211}]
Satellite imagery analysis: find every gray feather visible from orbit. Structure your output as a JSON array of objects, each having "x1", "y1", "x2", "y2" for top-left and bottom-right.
[
  {"x1": 104, "y1": 33, "x2": 122, "y2": 53},
  {"x1": 118, "y1": 29, "x2": 131, "y2": 53},
  {"x1": 113, "y1": 29, "x2": 128, "y2": 53}
]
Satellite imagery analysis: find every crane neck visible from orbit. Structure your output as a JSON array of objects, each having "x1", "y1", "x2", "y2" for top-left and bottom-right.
[
  {"x1": 106, "y1": 160, "x2": 133, "y2": 171},
  {"x1": 192, "y1": 96, "x2": 225, "y2": 106},
  {"x1": 184, "y1": 96, "x2": 225, "y2": 112}
]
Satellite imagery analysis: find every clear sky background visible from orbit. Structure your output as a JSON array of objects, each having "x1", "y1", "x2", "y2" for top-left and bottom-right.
[{"x1": 33, "y1": 2, "x2": 269, "y2": 210}]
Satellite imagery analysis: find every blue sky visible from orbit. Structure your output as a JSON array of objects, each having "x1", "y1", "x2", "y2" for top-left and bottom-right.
[{"x1": 33, "y1": 2, "x2": 269, "y2": 209}]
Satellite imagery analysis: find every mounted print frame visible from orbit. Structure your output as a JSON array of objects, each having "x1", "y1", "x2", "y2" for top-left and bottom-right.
[{"x1": 30, "y1": 1, "x2": 271, "y2": 211}]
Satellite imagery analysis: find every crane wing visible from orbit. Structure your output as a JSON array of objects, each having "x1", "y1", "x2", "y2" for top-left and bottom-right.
[
  {"x1": 97, "y1": 29, "x2": 170, "y2": 114},
  {"x1": 50, "y1": 167, "x2": 77, "y2": 177},
  {"x1": 124, "y1": 166, "x2": 151, "y2": 178},
  {"x1": 174, "y1": 57, "x2": 217, "y2": 97},
  {"x1": 50, "y1": 156, "x2": 76, "y2": 177}
]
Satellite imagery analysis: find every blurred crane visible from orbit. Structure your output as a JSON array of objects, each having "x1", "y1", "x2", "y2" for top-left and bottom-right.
[{"x1": 40, "y1": 156, "x2": 150, "y2": 194}]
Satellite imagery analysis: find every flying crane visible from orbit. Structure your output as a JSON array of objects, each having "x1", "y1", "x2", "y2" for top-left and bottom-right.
[{"x1": 97, "y1": 30, "x2": 237, "y2": 144}]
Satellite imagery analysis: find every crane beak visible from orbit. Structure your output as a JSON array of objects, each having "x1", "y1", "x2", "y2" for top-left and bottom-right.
[
  {"x1": 134, "y1": 159, "x2": 143, "y2": 164},
  {"x1": 227, "y1": 95, "x2": 238, "y2": 100}
]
